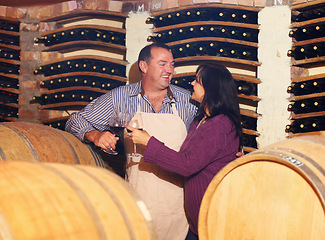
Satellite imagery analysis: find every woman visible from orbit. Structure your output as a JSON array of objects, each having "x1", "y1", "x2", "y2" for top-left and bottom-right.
[{"x1": 126, "y1": 63, "x2": 242, "y2": 240}]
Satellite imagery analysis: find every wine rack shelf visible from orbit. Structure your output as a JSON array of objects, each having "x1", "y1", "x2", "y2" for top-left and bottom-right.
[
  {"x1": 0, "y1": 16, "x2": 20, "y2": 122},
  {"x1": 174, "y1": 55, "x2": 260, "y2": 71},
  {"x1": 33, "y1": 55, "x2": 128, "y2": 78},
  {"x1": 40, "y1": 10, "x2": 128, "y2": 26},
  {"x1": 43, "y1": 41, "x2": 126, "y2": 54},
  {"x1": 287, "y1": 3, "x2": 325, "y2": 136},
  {"x1": 292, "y1": 56, "x2": 325, "y2": 68},
  {"x1": 148, "y1": 3, "x2": 261, "y2": 151},
  {"x1": 40, "y1": 72, "x2": 126, "y2": 91},
  {"x1": 291, "y1": 111, "x2": 325, "y2": 119},
  {"x1": 32, "y1": 86, "x2": 108, "y2": 110},
  {"x1": 40, "y1": 115, "x2": 70, "y2": 131},
  {"x1": 37, "y1": 24, "x2": 126, "y2": 55},
  {"x1": 32, "y1": 10, "x2": 128, "y2": 128},
  {"x1": 287, "y1": 130, "x2": 325, "y2": 138}
]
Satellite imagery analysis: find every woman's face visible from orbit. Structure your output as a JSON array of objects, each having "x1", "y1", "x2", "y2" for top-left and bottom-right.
[{"x1": 191, "y1": 75, "x2": 205, "y2": 103}]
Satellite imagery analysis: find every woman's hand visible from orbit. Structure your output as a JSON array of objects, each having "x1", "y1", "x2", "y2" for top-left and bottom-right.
[{"x1": 125, "y1": 125, "x2": 151, "y2": 146}]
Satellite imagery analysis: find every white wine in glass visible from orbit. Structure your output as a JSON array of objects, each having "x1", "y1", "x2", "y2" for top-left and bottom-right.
[{"x1": 128, "y1": 118, "x2": 143, "y2": 157}]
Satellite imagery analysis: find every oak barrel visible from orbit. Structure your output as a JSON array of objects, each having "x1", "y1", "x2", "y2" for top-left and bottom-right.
[
  {"x1": 199, "y1": 135, "x2": 325, "y2": 240},
  {"x1": 0, "y1": 122, "x2": 104, "y2": 167},
  {"x1": 0, "y1": 161, "x2": 156, "y2": 240}
]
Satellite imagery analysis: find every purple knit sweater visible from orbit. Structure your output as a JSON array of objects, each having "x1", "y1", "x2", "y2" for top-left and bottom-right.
[{"x1": 143, "y1": 114, "x2": 239, "y2": 235}]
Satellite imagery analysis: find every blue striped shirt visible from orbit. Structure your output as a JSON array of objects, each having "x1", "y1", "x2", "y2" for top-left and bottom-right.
[{"x1": 65, "y1": 81, "x2": 198, "y2": 141}]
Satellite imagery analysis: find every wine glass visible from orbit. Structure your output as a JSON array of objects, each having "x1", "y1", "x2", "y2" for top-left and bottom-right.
[
  {"x1": 103, "y1": 110, "x2": 131, "y2": 155},
  {"x1": 128, "y1": 118, "x2": 143, "y2": 157}
]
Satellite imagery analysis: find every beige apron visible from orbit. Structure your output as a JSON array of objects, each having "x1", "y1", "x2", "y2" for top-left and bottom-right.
[{"x1": 125, "y1": 95, "x2": 189, "y2": 240}]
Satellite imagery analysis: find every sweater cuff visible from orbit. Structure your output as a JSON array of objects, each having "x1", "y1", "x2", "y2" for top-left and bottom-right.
[{"x1": 143, "y1": 137, "x2": 164, "y2": 163}]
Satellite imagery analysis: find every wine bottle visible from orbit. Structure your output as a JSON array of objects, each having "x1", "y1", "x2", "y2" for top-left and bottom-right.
[
  {"x1": 34, "y1": 36, "x2": 51, "y2": 46},
  {"x1": 286, "y1": 116, "x2": 325, "y2": 134},
  {"x1": 0, "y1": 20, "x2": 20, "y2": 32},
  {"x1": 44, "y1": 119, "x2": 68, "y2": 131},
  {"x1": 0, "y1": 90, "x2": 18, "y2": 103},
  {"x1": 287, "y1": 82, "x2": 308, "y2": 96},
  {"x1": 287, "y1": 47, "x2": 306, "y2": 60},
  {"x1": 291, "y1": 8, "x2": 325, "y2": 22},
  {"x1": 287, "y1": 79, "x2": 325, "y2": 96},
  {"x1": 0, "y1": 62, "x2": 19, "y2": 75},
  {"x1": 287, "y1": 101, "x2": 307, "y2": 114},
  {"x1": 240, "y1": 10, "x2": 258, "y2": 24},
  {"x1": 241, "y1": 29, "x2": 259, "y2": 43},
  {"x1": 311, "y1": 79, "x2": 325, "y2": 94},
  {"x1": 171, "y1": 75, "x2": 194, "y2": 90},
  {"x1": 241, "y1": 115, "x2": 257, "y2": 131},
  {"x1": 236, "y1": 81, "x2": 257, "y2": 96},
  {"x1": 34, "y1": 59, "x2": 126, "y2": 77},
  {"x1": 0, "y1": 75, "x2": 19, "y2": 89},
  {"x1": 285, "y1": 121, "x2": 309, "y2": 133},
  {"x1": 0, "y1": 47, "x2": 20, "y2": 60},
  {"x1": 310, "y1": 98, "x2": 325, "y2": 113},
  {"x1": 0, "y1": 104, "x2": 19, "y2": 118},
  {"x1": 308, "y1": 43, "x2": 325, "y2": 58},
  {"x1": 242, "y1": 133, "x2": 257, "y2": 148},
  {"x1": 240, "y1": 48, "x2": 257, "y2": 61},
  {"x1": 147, "y1": 34, "x2": 164, "y2": 43},
  {"x1": 0, "y1": 33, "x2": 19, "y2": 46}
]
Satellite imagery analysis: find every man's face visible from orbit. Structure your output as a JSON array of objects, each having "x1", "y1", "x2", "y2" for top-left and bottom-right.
[{"x1": 142, "y1": 47, "x2": 175, "y2": 90}]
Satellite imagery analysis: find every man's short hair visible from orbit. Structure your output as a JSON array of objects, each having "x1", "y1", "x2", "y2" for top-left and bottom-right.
[{"x1": 137, "y1": 43, "x2": 172, "y2": 72}]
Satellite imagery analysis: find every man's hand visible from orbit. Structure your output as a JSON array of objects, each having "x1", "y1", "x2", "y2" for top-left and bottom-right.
[{"x1": 85, "y1": 130, "x2": 119, "y2": 151}]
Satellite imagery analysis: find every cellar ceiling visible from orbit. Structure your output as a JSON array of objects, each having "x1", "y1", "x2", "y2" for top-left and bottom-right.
[{"x1": 0, "y1": 0, "x2": 69, "y2": 7}]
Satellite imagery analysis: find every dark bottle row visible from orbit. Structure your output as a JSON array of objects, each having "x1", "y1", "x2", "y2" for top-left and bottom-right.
[
  {"x1": 0, "y1": 104, "x2": 18, "y2": 118},
  {"x1": 148, "y1": 25, "x2": 259, "y2": 43},
  {"x1": 241, "y1": 115, "x2": 257, "y2": 131},
  {"x1": 0, "y1": 75, "x2": 19, "y2": 89},
  {"x1": 0, "y1": 20, "x2": 20, "y2": 32},
  {"x1": 171, "y1": 75, "x2": 195, "y2": 90},
  {"x1": 291, "y1": 7, "x2": 325, "y2": 23},
  {"x1": 0, "y1": 33, "x2": 20, "y2": 46},
  {"x1": 170, "y1": 41, "x2": 257, "y2": 61},
  {"x1": 289, "y1": 22, "x2": 325, "y2": 41},
  {"x1": 31, "y1": 90, "x2": 104, "y2": 105},
  {"x1": 171, "y1": 74, "x2": 257, "y2": 96},
  {"x1": 0, "y1": 61, "x2": 20, "y2": 75},
  {"x1": 34, "y1": 58, "x2": 126, "y2": 77},
  {"x1": 43, "y1": 118, "x2": 68, "y2": 131},
  {"x1": 287, "y1": 42, "x2": 325, "y2": 60},
  {"x1": 146, "y1": 7, "x2": 258, "y2": 28},
  {"x1": 0, "y1": 47, "x2": 20, "y2": 61},
  {"x1": 285, "y1": 116, "x2": 325, "y2": 134},
  {"x1": 236, "y1": 80, "x2": 257, "y2": 96},
  {"x1": 287, "y1": 78, "x2": 325, "y2": 96},
  {"x1": 35, "y1": 28, "x2": 125, "y2": 47},
  {"x1": 287, "y1": 96, "x2": 325, "y2": 114},
  {"x1": 242, "y1": 133, "x2": 257, "y2": 149},
  {"x1": 40, "y1": 75, "x2": 126, "y2": 91},
  {"x1": 0, "y1": 90, "x2": 18, "y2": 104}
]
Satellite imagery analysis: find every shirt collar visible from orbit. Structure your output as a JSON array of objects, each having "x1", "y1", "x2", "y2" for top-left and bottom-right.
[{"x1": 130, "y1": 80, "x2": 175, "y2": 102}]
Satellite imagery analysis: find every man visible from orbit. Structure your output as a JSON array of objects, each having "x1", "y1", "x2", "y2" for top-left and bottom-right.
[{"x1": 65, "y1": 43, "x2": 197, "y2": 240}]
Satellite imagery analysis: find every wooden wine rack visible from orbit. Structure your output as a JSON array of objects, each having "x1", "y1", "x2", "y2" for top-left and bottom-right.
[
  {"x1": 0, "y1": 16, "x2": 20, "y2": 122},
  {"x1": 33, "y1": 10, "x2": 128, "y2": 127},
  {"x1": 288, "y1": 2, "x2": 325, "y2": 137},
  {"x1": 39, "y1": 24, "x2": 126, "y2": 55},
  {"x1": 147, "y1": 3, "x2": 262, "y2": 152}
]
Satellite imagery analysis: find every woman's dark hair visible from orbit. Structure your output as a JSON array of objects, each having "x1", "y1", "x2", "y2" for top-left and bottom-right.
[
  {"x1": 195, "y1": 63, "x2": 242, "y2": 147},
  {"x1": 137, "y1": 43, "x2": 172, "y2": 72}
]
